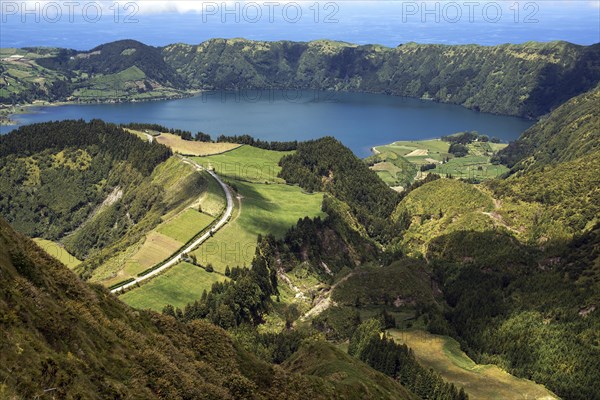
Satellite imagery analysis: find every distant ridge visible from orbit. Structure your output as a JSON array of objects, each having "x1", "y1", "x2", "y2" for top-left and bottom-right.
[{"x1": 2, "y1": 38, "x2": 599, "y2": 118}]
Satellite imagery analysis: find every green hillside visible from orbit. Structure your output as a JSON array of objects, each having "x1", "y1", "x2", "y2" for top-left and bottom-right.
[
  {"x1": 496, "y1": 85, "x2": 600, "y2": 170},
  {"x1": 0, "y1": 217, "x2": 421, "y2": 399}
]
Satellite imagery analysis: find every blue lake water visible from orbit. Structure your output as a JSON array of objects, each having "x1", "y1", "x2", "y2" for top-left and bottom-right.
[{"x1": 2, "y1": 90, "x2": 534, "y2": 157}]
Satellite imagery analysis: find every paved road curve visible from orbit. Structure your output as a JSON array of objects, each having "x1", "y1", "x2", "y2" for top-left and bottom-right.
[{"x1": 110, "y1": 157, "x2": 233, "y2": 294}]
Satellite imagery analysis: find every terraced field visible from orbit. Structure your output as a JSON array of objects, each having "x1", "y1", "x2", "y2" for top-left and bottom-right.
[{"x1": 369, "y1": 138, "x2": 509, "y2": 185}]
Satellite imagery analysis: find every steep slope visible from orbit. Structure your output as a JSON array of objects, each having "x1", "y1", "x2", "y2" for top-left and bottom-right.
[
  {"x1": 496, "y1": 85, "x2": 600, "y2": 169},
  {"x1": 163, "y1": 39, "x2": 600, "y2": 118},
  {"x1": 0, "y1": 217, "x2": 419, "y2": 399}
]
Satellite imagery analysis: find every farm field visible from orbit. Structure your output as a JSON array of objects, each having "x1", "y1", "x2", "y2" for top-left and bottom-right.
[
  {"x1": 101, "y1": 231, "x2": 182, "y2": 288},
  {"x1": 369, "y1": 138, "x2": 509, "y2": 186},
  {"x1": 32, "y1": 238, "x2": 81, "y2": 269},
  {"x1": 192, "y1": 145, "x2": 292, "y2": 183},
  {"x1": 192, "y1": 180, "x2": 325, "y2": 273},
  {"x1": 388, "y1": 330, "x2": 559, "y2": 400},
  {"x1": 156, "y1": 133, "x2": 240, "y2": 155},
  {"x1": 120, "y1": 261, "x2": 229, "y2": 311},
  {"x1": 157, "y1": 208, "x2": 214, "y2": 243}
]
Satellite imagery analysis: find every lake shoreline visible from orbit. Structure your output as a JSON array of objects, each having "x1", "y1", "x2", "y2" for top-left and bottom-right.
[{"x1": 0, "y1": 90, "x2": 535, "y2": 157}]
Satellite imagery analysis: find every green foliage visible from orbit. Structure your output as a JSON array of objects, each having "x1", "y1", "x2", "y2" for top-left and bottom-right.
[
  {"x1": 496, "y1": 85, "x2": 600, "y2": 169},
  {"x1": 284, "y1": 340, "x2": 419, "y2": 400},
  {"x1": 279, "y1": 137, "x2": 401, "y2": 243},
  {"x1": 312, "y1": 306, "x2": 361, "y2": 342},
  {"x1": 3, "y1": 217, "x2": 407, "y2": 400},
  {"x1": 448, "y1": 143, "x2": 468, "y2": 158},
  {"x1": 332, "y1": 260, "x2": 437, "y2": 308}
]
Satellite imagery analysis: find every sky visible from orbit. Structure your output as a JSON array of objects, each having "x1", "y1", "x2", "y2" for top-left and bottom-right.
[{"x1": 0, "y1": 0, "x2": 599, "y2": 49}]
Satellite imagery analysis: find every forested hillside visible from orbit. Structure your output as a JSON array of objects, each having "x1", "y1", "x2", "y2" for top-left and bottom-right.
[
  {"x1": 0, "y1": 217, "x2": 421, "y2": 399},
  {"x1": 385, "y1": 92, "x2": 600, "y2": 399},
  {"x1": 3, "y1": 39, "x2": 599, "y2": 118},
  {"x1": 495, "y1": 84, "x2": 600, "y2": 169}
]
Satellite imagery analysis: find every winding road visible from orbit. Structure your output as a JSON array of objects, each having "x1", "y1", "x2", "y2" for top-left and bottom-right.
[{"x1": 110, "y1": 157, "x2": 233, "y2": 294}]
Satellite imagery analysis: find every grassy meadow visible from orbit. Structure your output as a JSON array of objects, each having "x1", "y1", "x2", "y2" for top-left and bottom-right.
[
  {"x1": 32, "y1": 238, "x2": 81, "y2": 269},
  {"x1": 157, "y1": 208, "x2": 214, "y2": 243},
  {"x1": 120, "y1": 261, "x2": 229, "y2": 311},
  {"x1": 155, "y1": 133, "x2": 241, "y2": 155},
  {"x1": 192, "y1": 145, "x2": 293, "y2": 183},
  {"x1": 388, "y1": 330, "x2": 559, "y2": 400}
]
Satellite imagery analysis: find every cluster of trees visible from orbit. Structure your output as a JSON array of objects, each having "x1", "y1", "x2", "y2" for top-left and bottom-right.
[
  {"x1": 216, "y1": 134, "x2": 298, "y2": 151},
  {"x1": 448, "y1": 143, "x2": 469, "y2": 158},
  {"x1": 349, "y1": 320, "x2": 468, "y2": 400},
  {"x1": 1, "y1": 119, "x2": 171, "y2": 175},
  {"x1": 278, "y1": 137, "x2": 403, "y2": 243}
]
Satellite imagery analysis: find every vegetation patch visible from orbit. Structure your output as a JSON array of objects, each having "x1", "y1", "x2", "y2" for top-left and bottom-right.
[
  {"x1": 32, "y1": 238, "x2": 81, "y2": 269},
  {"x1": 120, "y1": 261, "x2": 228, "y2": 310},
  {"x1": 193, "y1": 145, "x2": 292, "y2": 184},
  {"x1": 388, "y1": 330, "x2": 558, "y2": 400},
  {"x1": 156, "y1": 133, "x2": 240, "y2": 156},
  {"x1": 157, "y1": 208, "x2": 214, "y2": 243}
]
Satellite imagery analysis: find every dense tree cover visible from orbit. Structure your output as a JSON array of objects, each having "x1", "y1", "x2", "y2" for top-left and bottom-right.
[
  {"x1": 163, "y1": 39, "x2": 600, "y2": 118},
  {"x1": 349, "y1": 320, "x2": 468, "y2": 400},
  {"x1": 279, "y1": 137, "x2": 403, "y2": 243},
  {"x1": 495, "y1": 85, "x2": 600, "y2": 169},
  {"x1": 440, "y1": 131, "x2": 484, "y2": 145},
  {"x1": 216, "y1": 134, "x2": 298, "y2": 151},
  {"x1": 1, "y1": 217, "x2": 425, "y2": 400},
  {"x1": 447, "y1": 143, "x2": 468, "y2": 157},
  {"x1": 166, "y1": 236, "x2": 279, "y2": 329},
  {"x1": 0, "y1": 120, "x2": 170, "y2": 246},
  {"x1": 1, "y1": 119, "x2": 171, "y2": 175},
  {"x1": 433, "y1": 243, "x2": 600, "y2": 400}
]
